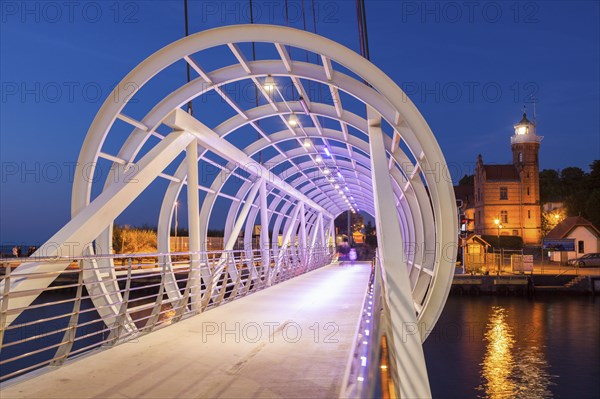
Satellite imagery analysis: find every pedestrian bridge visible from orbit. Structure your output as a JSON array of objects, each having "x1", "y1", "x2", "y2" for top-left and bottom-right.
[{"x1": 0, "y1": 25, "x2": 457, "y2": 398}]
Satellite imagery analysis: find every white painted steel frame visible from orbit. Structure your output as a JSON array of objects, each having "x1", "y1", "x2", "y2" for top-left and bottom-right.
[{"x1": 1, "y1": 25, "x2": 457, "y2": 394}]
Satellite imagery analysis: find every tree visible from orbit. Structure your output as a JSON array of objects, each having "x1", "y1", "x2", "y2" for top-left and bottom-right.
[
  {"x1": 539, "y1": 169, "x2": 561, "y2": 203},
  {"x1": 334, "y1": 212, "x2": 364, "y2": 237},
  {"x1": 588, "y1": 160, "x2": 600, "y2": 191},
  {"x1": 541, "y1": 208, "x2": 566, "y2": 236},
  {"x1": 585, "y1": 190, "x2": 600, "y2": 229},
  {"x1": 364, "y1": 220, "x2": 377, "y2": 247},
  {"x1": 459, "y1": 174, "x2": 474, "y2": 186},
  {"x1": 112, "y1": 224, "x2": 157, "y2": 254},
  {"x1": 560, "y1": 167, "x2": 585, "y2": 195}
]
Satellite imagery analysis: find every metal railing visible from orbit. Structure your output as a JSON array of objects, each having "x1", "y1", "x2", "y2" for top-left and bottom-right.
[
  {"x1": 0, "y1": 246, "x2": 334, "y2": 383},
  {"x1": 339, "y1": 255, "x2": 399, "y2": 398}
]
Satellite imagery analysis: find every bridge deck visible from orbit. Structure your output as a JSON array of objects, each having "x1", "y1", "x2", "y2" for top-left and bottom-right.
[{"x1": 1, "y1": 263, "x2": 371, "y2": 399}]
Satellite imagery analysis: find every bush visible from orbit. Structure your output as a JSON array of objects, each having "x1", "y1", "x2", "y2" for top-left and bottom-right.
[{"x1": 113, "y1": 224, "x2": 157, "y2": 254}]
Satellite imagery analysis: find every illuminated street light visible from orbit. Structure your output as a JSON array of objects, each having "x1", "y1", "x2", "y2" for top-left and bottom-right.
[{"x1": 174, "y1": 201, "x2": 179, "y2": 243}]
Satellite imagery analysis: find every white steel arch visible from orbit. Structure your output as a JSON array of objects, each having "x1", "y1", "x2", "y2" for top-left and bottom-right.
[{"x1": 2, "y1": 25, "x2": 457, "y2": 397}]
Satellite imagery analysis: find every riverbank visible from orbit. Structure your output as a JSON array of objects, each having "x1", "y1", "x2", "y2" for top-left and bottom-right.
[{"x1": 451, "y1": 274, "x2": 600, "y2": 296}]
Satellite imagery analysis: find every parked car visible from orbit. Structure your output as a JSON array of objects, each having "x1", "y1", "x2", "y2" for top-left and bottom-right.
[{"x1": 568, "y1": 253, "x2": 600, "y2": 267}]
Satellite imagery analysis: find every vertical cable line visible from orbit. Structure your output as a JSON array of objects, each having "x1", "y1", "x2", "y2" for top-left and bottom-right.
[
  {"x1": 184, "y1": 0, "x2": 193, "y2": 114},
  {"x1": 356, "y1": 0, "x2": 370, "y2": 60},
  {"x1": 284, "y1": 0, "x2": 296, "y2": 99},
  {"x1": 310, "y1": 0, "x2": 324, "y2": 129},
  {"x1": 249, "y1": 0, "x2": 262, "y2": 164}
]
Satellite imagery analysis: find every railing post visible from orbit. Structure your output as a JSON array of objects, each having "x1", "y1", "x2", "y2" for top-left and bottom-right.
[
  {"x1": 214, "y1": 252, "x2": 231, "y2": 306},
  {"x1": 173, "y1": 254, "x2": 195, "y2": 322},
  {"x1": 51, "y1": 261, "x2": 84, "y2": 365},
  {"x1": 106, "y1": 257, "x2": 133, "y2": 345},
  {"x1": 144, "y1": 257, "x2": 167, "y2": 332},
  {"x1": 0, "y1": 264, "x2": 11, "y2": 348}
]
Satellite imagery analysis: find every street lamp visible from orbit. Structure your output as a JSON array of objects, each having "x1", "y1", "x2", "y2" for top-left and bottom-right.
[
  {"x1": 494, "y1": 218, "x2": 503, "y2": 275},
  {"x1": 174, "y1": 201, "x2": 179, "y2": 250},
  {"x1": 553, "y1": 213, "x2": 562, "y2": 226},
  {"x1": 494, "y1": 218, "x2": 502, "y2": 241}
]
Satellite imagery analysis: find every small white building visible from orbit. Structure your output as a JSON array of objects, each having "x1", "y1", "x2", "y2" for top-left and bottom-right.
[{"x1": 546, "y1": 216, "x2": 600, "y2": 262}]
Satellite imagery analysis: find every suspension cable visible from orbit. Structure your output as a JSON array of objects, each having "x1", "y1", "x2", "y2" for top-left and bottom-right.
[
  {"x1": 184, "y1": 0, "x2": 193, "y2": 114},
  {"x1": 356, "y1": 0, "x2": 370, "y2": 61},
  {"x1": 249, "y1": 0, "x2": 262, "y2": 164}
]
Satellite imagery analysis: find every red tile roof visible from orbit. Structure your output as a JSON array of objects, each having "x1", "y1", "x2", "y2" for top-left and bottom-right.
[
  {"x1": 546, "y1": 216, "x2": 600, "y2": 239},
  {"x1": 483, "y1": 164, "x2": 520, "y2": 181}
]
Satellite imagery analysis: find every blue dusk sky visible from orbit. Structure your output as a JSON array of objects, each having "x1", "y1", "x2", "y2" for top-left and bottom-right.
[{"x1": 1, "y1": 1, "x2": 599, "y2": 245}]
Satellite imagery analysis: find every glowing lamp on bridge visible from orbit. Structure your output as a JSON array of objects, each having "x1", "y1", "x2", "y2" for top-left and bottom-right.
[
  {"x1": 263, "y1": 75, "x2": 276, "y2": 93},
  {"x1": 288, "y1": 114, "x2": 299, "y2": 127}
]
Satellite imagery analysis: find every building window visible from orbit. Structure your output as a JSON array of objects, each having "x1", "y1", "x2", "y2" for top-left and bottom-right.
[
  {"x1": 527, "y1": 187, "x2": 530, "y2": 195},
  {"x1": 578, "y1": 240, "x2": 584, "y2": 253},
  {"x1": 528, "y1": 210, "x2": 531, "y2": 219},
  {"x1": 478, "y1": 211, "x2": 481, "y2": 223},
  {"x1": 500, "y1": 210, "x2": 508, "y2": 224},
  {"x1": 500, "y1": 187, "x2": 508, "y2": 200},
  {"x1": 519, "y1": 152, "x2": 523, "y2": 163}
]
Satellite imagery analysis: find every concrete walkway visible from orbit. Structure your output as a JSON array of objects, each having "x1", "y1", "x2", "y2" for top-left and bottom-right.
[{"x1": 1, "y1": 263, "x2": 371, "y2": 399}]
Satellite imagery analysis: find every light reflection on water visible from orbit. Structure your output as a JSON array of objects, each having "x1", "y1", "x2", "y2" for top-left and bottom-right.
[{"x1": 478, "y1": 306, "x2": 554, "y2": 399}]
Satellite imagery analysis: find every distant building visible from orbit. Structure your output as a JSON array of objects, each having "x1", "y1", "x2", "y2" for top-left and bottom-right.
[
  {"x1": 472, "y1": 112, "x2": 542, "y2": 245},
  {"x1": 546, "y1": 216, "x2": 600, "y2": 262}
]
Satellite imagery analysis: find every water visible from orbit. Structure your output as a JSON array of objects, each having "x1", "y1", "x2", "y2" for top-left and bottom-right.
[{"x1": 424, "y1": 295, "x2": 600, "y2": 399}]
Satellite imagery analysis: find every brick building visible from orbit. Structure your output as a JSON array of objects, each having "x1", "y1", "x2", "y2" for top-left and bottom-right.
[{"x1": 472, "y1": 113, "x2": 542, "y2": 245}]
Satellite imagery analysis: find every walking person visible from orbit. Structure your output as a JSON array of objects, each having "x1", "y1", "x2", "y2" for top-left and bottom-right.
[
  {"x1": 349, "y1": 247, "x2": 357, "y2": 266},
  {"x1": 338, "y1": 238, "x2": 350, "y2": 265},
  {"x1": 12, "y1": 245, "x2": 18, "y2": 258}
]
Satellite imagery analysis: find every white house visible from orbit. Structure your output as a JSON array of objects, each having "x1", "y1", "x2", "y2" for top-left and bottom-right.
[{"x1": 546, "y1": 216, "x2": 600, "y2": 262}]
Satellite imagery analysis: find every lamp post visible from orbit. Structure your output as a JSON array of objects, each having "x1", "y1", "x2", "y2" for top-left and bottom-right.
[
  {"x1": 174, "y1": 201, "x2": 179, "y2": 251},
  {"x1": 494, "y1": 218, "x2": 503, "y2": 274}
]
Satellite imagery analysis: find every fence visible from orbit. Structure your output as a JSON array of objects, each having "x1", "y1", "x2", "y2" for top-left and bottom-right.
[{"x1": 0, "y1": 246, "x2": 334, "y2": 382}]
